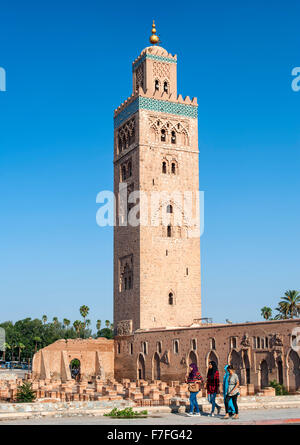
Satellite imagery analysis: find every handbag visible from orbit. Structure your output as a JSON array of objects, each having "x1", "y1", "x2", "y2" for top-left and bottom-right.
[{"x1": 188, "y1": 382, "x2": 199, "y2": 392}]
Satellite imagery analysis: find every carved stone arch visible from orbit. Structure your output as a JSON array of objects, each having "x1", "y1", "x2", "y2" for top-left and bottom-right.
[
  {"x1": 160, "y1": 125, "x2": 169, "y2": 143},
  {"x1": 149, "y1": 124, "x2": 159, "y2": 143},
  {"x1": 287, "y1": 348, "x2": 300, "y2": 392},
  {"x1": 180, "y1": 129, "x2": 189, "y2": 146},
  {"x1": 228, "y1": 349, "x2": 243, "y2": 385},
  {"x1": 259, "y1": 359, "x2": 269, "y2": 388},
  {"x1": 157, "y1": 198, "x2": 186, "y2": 230},
  {"x1": 187, "y1": 350, "x2": 199, "y2": 370},
  {"x1": 205, "y1": 349, "x2": 220, "y2": 368},
  {"x1": 168, "y1": 289, "x2": 176, "y2": 306},
  {"x1": 275, "y1": 354, "x2": 284, "y2": 385},
  {"x1": 170, "y1": 158, "x2": 178, "y2": 174},
  {"x1": 152, "y1": 352, "x2": 161, "y2": 380},
  {"x1": 137, "y1": 353, "x2": 146, "y2": 380},
  {"x1": 154, "y1": 77, "x2": 161, "y2": 91},
  {"x1": 163, "y1": 78, "x2": 170, "y2": 93}
]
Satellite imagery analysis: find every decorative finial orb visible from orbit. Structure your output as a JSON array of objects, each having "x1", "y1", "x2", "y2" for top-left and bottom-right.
[{"x1": 149, "y1": 20, "x2": 160, "y2": 45}]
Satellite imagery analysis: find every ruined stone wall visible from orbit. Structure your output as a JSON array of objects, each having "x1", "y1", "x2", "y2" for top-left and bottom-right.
[
  {"x1": 114, "y1": 318, "x2": 300, "y2": 393},
  {"x1": 32, "y1": 338, "x2": 114, "y2": 382}
]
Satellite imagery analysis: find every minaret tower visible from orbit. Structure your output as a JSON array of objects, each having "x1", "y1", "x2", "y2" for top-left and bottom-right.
[{"x1": 113, "y1": 22, "x2": 201, "y2": 334}]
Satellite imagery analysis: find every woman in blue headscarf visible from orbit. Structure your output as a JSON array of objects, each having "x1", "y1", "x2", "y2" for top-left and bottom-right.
[{"x1": 223, "y1": 365, "x2": 235, "y2": 416}]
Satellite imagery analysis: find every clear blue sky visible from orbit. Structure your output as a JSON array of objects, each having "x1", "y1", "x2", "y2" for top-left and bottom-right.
[{"x1": 0, "y1": 0, "x2": 299, "y2": 330}]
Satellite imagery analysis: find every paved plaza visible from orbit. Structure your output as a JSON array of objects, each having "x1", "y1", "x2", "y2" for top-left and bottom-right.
[{"x1": 0, "y1": 408, "x2": 299, "y2": 425}]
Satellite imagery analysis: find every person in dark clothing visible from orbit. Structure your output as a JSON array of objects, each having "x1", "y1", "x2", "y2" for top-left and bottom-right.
[{"x1": 205, "y1": 361, "x2": 221, "y2": 416}]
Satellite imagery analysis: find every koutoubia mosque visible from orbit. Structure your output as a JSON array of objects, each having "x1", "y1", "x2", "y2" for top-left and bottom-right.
[{"x1": 32, "y1": 22, "x2": 300, "y2": 395}]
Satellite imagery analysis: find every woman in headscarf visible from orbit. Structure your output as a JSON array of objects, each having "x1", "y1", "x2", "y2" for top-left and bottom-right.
[
  {"x1": 223, "y1": 364, "x2": 235, "y2": 417},
  {"x1": 205, "y1": 361, "x2": 221, "y2": 416},
  {"x1": 224, "y1": 365, "x2": 239, "y2": 419},
  {"x1": 185, "y1": 363, "x2": 204, "y2": 417}
]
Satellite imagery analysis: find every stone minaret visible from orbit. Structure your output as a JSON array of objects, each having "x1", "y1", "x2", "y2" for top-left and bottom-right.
[{"x1": 113, "y1": 22, "x2": 201, "y2": 334}]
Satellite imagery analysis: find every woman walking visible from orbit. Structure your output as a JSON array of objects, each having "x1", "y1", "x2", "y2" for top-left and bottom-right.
[
  {"x1": 185, "y1": 363, "x2": 203, "y2": 417},
  {"x1": 205, "y1": 361, "x2": 221, "y2": 416},
  {"x1": 223, "y1": 365, "x2": 235, "y2": 416},
  {"x1": 224, "y1": 365, "x2": 239, "y2": 419}
]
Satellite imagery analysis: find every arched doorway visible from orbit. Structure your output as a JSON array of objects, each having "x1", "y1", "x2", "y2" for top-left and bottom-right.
[
  {"x1": 288, "y1": 350, "x2": 300, "y2": 392},
  {"x1": 153, "y1": 353, "x2": 161, "y2": 380},
  {"x1": 260, "y1": 360, "x2": 269, "y2": 388},
  {"x1": 207, "y1": 351, "x2": 218, "y2": 368},
  {"x1": 188, "y1": 351, "x2": 198, "y2": 368},
  {"x1": 230, "y1": 350, "x2": 243, "y2": 385},
  {"x1": 277, "y1": 358, "x2": 283, "y2": 385},
  {"x1": 137, "y1": 354, "x2": 145, "y2": 380},
  {"x1": 243, "y1": 351, "x2": 251, "y2": 384},
  {"x1": 70, "y1": 358, "x2": 81, "y2": 381}
]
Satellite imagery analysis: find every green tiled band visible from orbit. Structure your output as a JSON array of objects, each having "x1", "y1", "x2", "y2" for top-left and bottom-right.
[
  {"x1": 132, "y1": 53, "x2": 177, "y2": 71},
  {"x1": 114, "y1": 97, "x2": 197, "y2": 128}
]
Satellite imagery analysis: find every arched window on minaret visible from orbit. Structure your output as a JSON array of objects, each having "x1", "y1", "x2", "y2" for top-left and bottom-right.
[
  {"x1": 161, "y1": 129, "x2": 166, "y2": 142},
  {"x1": 163, "y1": 81, "x2": 168, "y2": 93},
  {"x1": 167, "y1": 204, "x2": 173, "y2": 214},
  {"x1": 169, "y1": 292, "x2": 174, "y2": 305},
  {"x1": 167, "y1": 225, "x2": 172, "y2": 237},
  {"x1": 171, "y1": 130, "x2": 176, "y2": 144},
  {"x1": 162, "y1": 161, "x2": 167, "y2": 174},
  {"x1": 155, "y1": 79, "x2": 160, "y2": 91},
  {"x1": 171, "y1": 162, "x2": 176, "y2": 174}
]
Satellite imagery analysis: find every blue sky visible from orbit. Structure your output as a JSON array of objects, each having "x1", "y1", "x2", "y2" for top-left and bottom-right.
[{"x1": 0, "y1": 0, "x2": 299, "y2": 330}]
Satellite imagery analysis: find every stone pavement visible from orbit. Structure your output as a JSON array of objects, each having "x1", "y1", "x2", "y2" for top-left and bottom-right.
[{"x1": 0, "y1": 408, "x2": 299, "y2": 425}]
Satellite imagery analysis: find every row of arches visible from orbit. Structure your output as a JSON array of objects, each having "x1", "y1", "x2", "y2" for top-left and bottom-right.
[{"x1": 137, "y1": 349, "x2": 300, "y2": 391}]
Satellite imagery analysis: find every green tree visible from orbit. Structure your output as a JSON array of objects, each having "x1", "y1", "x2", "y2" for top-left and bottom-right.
[
  {"x1": 105, "y1": 320, "x2": 110, "y2": 328},
  {"x1": 2, "y1": 342, "x2": 10, "y2": 361},
  {"x1": 63, "y1": 319, "x2": 70, "y2": 329},
  {"x1": 33, "y1": 336, "x2": 41, "y2": 354},
  {"x1": 79, "y1": 305, "x2": 90, "y2": 327},
  {"x1": 52, "y1": 317, "x2": 59, "y2": 325},
  {"x1": 275, "y1": 290, "x2": 300, "y2": 319},
  {"x1": 261, "y1": 307, "x2": 272, "y2": 320},
  {"x1": 17, "y1": 342, "x2": 25, "y2": 361},
  {"x1": 96, "y1": 320, "x2": 101, "y2": 331},
  {"x1": 16, "y1": 381, "x2": 36, "y2": 403},
  {"x1": 42, "y1": 315, "x2": 47, "y2": 325},
  {"x1": 73, "y1": 320, "x2": 82, "y2": 337}
]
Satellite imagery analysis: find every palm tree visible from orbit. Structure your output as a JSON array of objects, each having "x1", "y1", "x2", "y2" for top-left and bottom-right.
[
  {"x1": 261, "y1": 307, "x2": 272, "y2": 320},
  {"x1": 85, "y1": 319, "x2": 91, "y2": 328},
  {"x1": 2, "y1": 342, "x2": 10, "y2": 361},
  {"x1": 79, "y1": 305, "x2": 90, "y2": 327},
  {"x1": 17, "y1": 343, "x2": 25, "y2": 362},
  {"x1": 105, "y1": 320, "x2": 110, "y2": 328},
  {"x1": 275, "y1": 290, "x2": 300, "y2": 319},
  {"x1": 110, "y1": 323, "x2": 114, "y2": 331},
  {"x1": 282, "y1": 290, "x2": 300, "y2": 318},
  {"x1": 73, "y1": 320, "x2": 82, "y2": 337},
  {"x1": 42, "y1": 315, "x2": 47, "y2": 325},
  {"x1": 33, "y1": 337, "x2": 41, "y2": 354},
  {"x1": 52, "y1": 317, "x2": 59, "y2": 326},
  {"x1": 63, "y1": 319, "x2": 70, "y2": 329},
  {"x1": 96, "y1": 320, "x2": 101, "y2": 331}
]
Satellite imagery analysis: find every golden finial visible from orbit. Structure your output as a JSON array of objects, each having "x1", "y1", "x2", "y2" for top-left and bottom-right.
[{"x1": 149, "y1": 20, "x2": 160, "y2": 45}]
